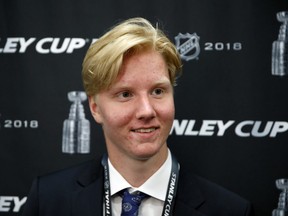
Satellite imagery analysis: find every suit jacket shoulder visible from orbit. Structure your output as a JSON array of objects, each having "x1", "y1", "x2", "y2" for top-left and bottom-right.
[
  {"x1": 174, "y1": 166, "x2": 254, "y2": 216},
  {"x1": 21, "y1": 159, "x2": 104, "y2": 216}
]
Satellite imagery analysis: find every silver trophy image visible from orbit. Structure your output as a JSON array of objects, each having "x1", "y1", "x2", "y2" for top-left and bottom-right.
[
  {"x1": 272, "y1": 179, "x2": 288, "y2": 216},
  {"x1": 62, "y1": 91, "x2": 90, "y2": 154},
  {"x1": 272, "y1": 11, "x2": 288, "y2": 76}
]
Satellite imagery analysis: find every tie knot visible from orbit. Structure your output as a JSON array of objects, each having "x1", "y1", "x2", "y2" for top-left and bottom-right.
[
  {"x1": 121, "y1": 189, "x2": 148, "y2": 216},
  {"x1": 123, "y1": 189, "x2": 147, "y2": 203}
]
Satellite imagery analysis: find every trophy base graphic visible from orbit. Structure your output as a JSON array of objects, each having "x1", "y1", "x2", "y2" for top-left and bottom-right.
[
  {"x1": 272, "y1": 41, "x2": 288, "y2": 76},
  {"x1": 62, "y1": 91, "x2": 90, "y2": 154},
  {"x1": 272, "y1": 179, "x2": 288, "y2": 216},
  {"x1": 272, "y1": 11, "x2": 288, "y2": 76},
  {"x1": 62, "y1": 119, "x2": 90, "y2": 154}
]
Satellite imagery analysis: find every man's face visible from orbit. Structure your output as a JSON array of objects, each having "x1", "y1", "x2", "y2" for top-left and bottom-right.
[{"x1": 89, "y1": 49, "x2": 175, "y2": 161}]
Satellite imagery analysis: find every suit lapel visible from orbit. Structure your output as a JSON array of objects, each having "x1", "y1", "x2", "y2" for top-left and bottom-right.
[
  {"x1": 71, "y1": 159, "x2": 104, "y2": 216},
  {"x1": 173, "y1": 169, "x2": 208, "y2": 216}
]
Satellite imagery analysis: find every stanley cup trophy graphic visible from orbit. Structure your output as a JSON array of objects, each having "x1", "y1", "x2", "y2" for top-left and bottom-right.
[
  {"x1": 272, "y1": 11, "x2": 288, "y2": 76},
  {"x1": 272, "y1": 179, "x2": 288, "y2": 216},
  {"x1": 62, "y1": 91, "x2": 90, "y2": 154}
]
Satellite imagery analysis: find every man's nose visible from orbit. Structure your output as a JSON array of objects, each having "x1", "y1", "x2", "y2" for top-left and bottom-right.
[{"x1": 135, "y1": 95, "x2": 156, "y2": 120}]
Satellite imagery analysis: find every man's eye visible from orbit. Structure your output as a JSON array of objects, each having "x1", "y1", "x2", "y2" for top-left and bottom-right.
[
  {"x1": 152, "y1": 88, "x2": 164, "y2": 96},
  {"x1": 119, "y1": 91, "x2": 132, "y2": 98}
]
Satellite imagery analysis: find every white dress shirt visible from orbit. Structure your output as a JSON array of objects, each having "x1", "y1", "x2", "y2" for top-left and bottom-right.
[{"x1": 106, "y1": 150, "x2": 172, "y2": 216}]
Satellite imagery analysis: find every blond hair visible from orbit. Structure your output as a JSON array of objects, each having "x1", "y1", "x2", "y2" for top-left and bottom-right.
[{"x1": 82, "y1": 17, "x2": 182, "y2": 96}]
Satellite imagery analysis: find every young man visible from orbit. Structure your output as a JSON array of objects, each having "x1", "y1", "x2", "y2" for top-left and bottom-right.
[{"x1": 22, "y1": 17, "x2": 254, "y2": 216}]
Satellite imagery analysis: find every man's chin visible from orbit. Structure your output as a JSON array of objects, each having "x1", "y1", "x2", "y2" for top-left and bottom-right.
[{"x1": 131, "y1": 145, "x2": 167, "y2": 161}]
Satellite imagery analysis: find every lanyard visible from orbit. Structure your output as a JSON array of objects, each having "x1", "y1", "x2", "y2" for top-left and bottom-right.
[{"x1": 101, "y1": 152, "x2": 180, "y2": 216}]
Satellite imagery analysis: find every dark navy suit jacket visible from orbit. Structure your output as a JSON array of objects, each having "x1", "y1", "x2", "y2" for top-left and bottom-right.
[{"x1": 21, "y1": 158, "x2": 254, "y2": 216}]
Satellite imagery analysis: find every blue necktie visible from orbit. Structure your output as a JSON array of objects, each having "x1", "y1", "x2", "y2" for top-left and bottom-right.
[{"x1": 121, "y1": 189, "x2": 148, "y2": 216}]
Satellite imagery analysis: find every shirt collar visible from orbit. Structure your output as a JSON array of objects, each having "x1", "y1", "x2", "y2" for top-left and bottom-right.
[{"x1": 108, "y1": 150, "x2": 172, "y2": 201}]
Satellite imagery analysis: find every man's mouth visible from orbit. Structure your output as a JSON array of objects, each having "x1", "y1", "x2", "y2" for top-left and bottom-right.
[{"x1": 132, "y1": 127, "x2": 158, "y2": 133}]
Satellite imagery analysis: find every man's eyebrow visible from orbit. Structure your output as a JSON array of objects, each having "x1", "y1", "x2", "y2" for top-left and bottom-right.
[
  {"x1": 154, "y1": 78, "x2": 172, "y2": 85},
  {"x1": 116, "y1": 78, "x2": 171, "y2": 86}
]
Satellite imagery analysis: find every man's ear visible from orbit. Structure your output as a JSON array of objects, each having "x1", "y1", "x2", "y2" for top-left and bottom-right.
[{"x1": 88, "y1": 96, "x2": 103, "y2": 124}]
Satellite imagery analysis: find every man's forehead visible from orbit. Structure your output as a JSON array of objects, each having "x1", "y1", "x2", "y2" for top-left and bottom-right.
[{"x1": 113, "y1": 74, "x2": 171, "y2": 87}]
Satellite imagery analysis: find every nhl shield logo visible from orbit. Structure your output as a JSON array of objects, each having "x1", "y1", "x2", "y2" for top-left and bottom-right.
[{"x1": 175, "y1": 33, "x2": 200, "y2": 61}]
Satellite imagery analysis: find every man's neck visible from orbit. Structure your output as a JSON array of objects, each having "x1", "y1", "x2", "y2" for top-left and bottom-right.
[{"x1": 108, "y1": 147, "x2": 168, "y2": 187}]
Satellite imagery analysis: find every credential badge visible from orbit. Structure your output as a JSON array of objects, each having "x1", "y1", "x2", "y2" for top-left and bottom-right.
[{"x1": 175, "y1": 33, "x2": 200, "y2": 61}]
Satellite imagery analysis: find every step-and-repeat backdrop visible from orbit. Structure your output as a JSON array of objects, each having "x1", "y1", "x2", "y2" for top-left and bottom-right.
[{"x1": 1, "y1": 0, "x2": 288, "y2": 215}]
